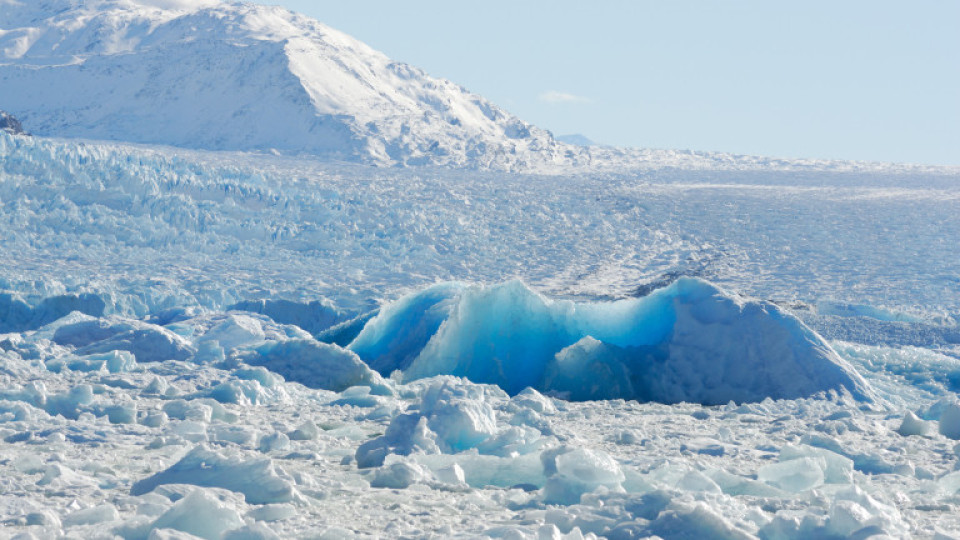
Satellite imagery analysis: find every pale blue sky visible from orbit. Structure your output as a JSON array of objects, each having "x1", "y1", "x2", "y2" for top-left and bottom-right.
[{"x1": 264, "y1": 1, "x2": 959, "y2": 165}]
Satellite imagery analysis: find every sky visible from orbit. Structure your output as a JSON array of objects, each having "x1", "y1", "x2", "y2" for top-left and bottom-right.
[{"x1": 263, "y1": 1, "x2": 959, "y2": 166}]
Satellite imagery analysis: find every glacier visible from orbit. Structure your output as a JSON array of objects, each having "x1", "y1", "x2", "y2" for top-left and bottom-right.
[
  {"x1": 1, "y1": 0, "x2": 960, "y2": 537},
  {"x1": 0, "y1": 129, "x2": 959, "y2": 538}
]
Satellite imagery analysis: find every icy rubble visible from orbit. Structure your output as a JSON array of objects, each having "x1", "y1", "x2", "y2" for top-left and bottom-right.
[
  {"x1": 0, "y1": 134, "x2": 958, "y2": 537},
  {"x1": 2, "y1": 131, "x2": 959, "y2": 322},
  {"x1": 1, "y1": 309, "x2": 960, "y2": 538}
]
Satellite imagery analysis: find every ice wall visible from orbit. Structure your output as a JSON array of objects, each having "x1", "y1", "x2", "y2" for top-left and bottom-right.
[{"x1": 349, "y1": 278, "x2": 873, "y2": 404}]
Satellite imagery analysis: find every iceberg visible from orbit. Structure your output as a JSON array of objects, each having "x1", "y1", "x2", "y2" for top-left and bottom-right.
[
  {"x1": 349, "y1": 278, "x2": 873, "y2": 404},
  {"x1": 130, "y1": 446, "x2": 297, "y2": 504}
]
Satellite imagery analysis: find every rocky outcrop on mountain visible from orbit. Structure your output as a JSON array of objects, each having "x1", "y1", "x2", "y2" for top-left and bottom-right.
[{"x1": 0, "y1": 111, "x2": 26, "y2": 135}]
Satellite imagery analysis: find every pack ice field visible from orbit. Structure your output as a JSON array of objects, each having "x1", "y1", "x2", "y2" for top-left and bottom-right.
[{"x1": 1, "y1": 131, "x2": 959, "y2": 539}]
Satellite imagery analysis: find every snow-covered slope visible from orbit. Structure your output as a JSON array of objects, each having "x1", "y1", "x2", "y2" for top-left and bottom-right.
[
  {"x1": 0, "y1": 0, "x2": 588, "y2": 169},
  {"x1": 4, "y1": 1, "x2": 955, "y2": 174}
]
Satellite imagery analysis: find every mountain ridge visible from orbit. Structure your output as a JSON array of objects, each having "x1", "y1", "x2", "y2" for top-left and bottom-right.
[
  {"x1": 1, "y1": 1, "x2": 956, "y2": 174},
  {"x1": 0, "y1": 0, "x2": 590, "y2": 170}
]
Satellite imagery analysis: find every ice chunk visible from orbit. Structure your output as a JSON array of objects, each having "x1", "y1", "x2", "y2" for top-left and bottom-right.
[
  {"x1": 150, "y1": 489, "x2": 244, "y2": 540},
  {"x1": 418, "y1": 378, "x2": 501, "y2": 452},
  {"x1": 25, "y1": 509, "x2": 62, "y2": 529},
  {"x1": 898, "y1": 411, "x2": 933, "y2": 437},
  {"x1": 246, "y1": 503, "x2": 297, "y2": 522},
  {"x1": 76, "y1": 324, "x2": 195, "y2": 363},
  {"x1": 239, "y1": 339, "x2": 387, "y2": 393},
  {"x1": 229, "y1": 298, "x2": 345, "y2": 336},
  {"x1": 258, "y1": 432, "x2": 290, "y2": 453},
  {"x1": 62, "y1": 503, "x2": 119, "y2": 527},
  {"x1": 104, "y1": 402, "x2": 138, "y2": 424},
  {"x1": 355, "y1": 414, "x2": 440, "y2": 468},
  {"x1": 289, "y1": 420, "x2": 319, "y2": 441},
  {"x1": 0, "y1": 293, "x2": 106, "y2": 333},
  {"x1": 476, "y1": 425, "x2": 545, "y2": 457},
  {"x1": 937, "y1": 471, "x2": 960, "y2": 494},
  {"x1": 705, "y1": 469, "x2": 785, "y2": 497},
  {"x1": 197, "y1": 314, "x2": 265, "y2": 351},
  {"x1": 778, "y1": 444, "x2": 853, "y2": 484},
  {"x1": 826, "y1": 500, "x2": 877, "y2": 538},
  {"x1": 222, "y1": 522, "x2": 282, "y2": 540},
  {"x1": 758, "y1": 457, "x2": 825, "y2": 492},
  {"x1": 148, "y1": 529, "x2": 208, "y2": 540},
  {"x1": 131, "y1": 446, "x2": 296, "y2": 504},
  {"x1": 329, "y1": 386, "x2": 382, "y2": 408},
  {"x1": 351, "y1": 279, "x2": 872, "y2": 404},
  {"x1": 370, "y1": 460, "x2": 430, "y2": 489},
  {"x1": 235, "y1": 367, "x2": 281, "y2": 388},
  {"x1": 509, "y1": 387, "x2": 557, "y2": 415},
  {"x1": 434, "y1": 463, "x2": 467, "y2": 486},
  {"x1": 53, "y1": 318, "x2": 131, "y2": 348},
  {"x1": 677, "y1": 470, "x2": 722, "y2": 494},
  {"x1": 163, "y1": 400, "x2": 212, "y2": 422},
  {"x1": 208, "y1": 425, "x2": 257, "y2": 446},
  {"x1": 410, "y1": 453, "x2": 546, "y2": 490},
  {"x1": 37, "y1": 463, "x2": 92, "y2": 488},
  {"x1": 208, "y1": 381, "x2": 256, "y2": 405},
  {"x1": 194, "y1": 340, "x2": 226, "y2": 364},
  {"x1": 938, "y1": 401, "x2": 960, "y2": 440},
  {"x1": 649, "y1": 503, "x2": 756, "y2": 540},
  {"x1": 144, "y1": 377, "x2": 170, "y2": 396},
  {"x1": 45, "y1": 384, "x2": 94, "y2": 419},
  {"x1": 829, "y1": 485, "x2": 905, "y2": 537},
  {"x1": 66, "y1": 350, "x2": 137, "y2": 373},
  {"x1": 355, "y1": 378, "x2": 503, "y2": 467},
  {"x1": 542, "y1": 447, "x2": 625, "y2": 505}
]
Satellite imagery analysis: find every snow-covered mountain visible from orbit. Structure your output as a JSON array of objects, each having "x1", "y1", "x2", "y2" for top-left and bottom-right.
[{"x1": 0, "y1": 0, "x2": 588, "y2": 169}]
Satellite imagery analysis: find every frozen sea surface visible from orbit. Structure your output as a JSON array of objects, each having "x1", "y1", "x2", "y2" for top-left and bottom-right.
[{"x1": 1, "y1": 132, "x2": 960, "y2": 539}]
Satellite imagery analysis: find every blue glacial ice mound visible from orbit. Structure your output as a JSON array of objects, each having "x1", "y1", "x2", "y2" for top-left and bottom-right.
[{"x1": 349, "y1": 278, "x2": 873, "y2": 404}]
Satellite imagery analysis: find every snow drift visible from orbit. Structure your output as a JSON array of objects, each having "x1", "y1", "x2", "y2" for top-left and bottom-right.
[{"x1": 349, "y1": 278, "x2": 873, "y2": 404}]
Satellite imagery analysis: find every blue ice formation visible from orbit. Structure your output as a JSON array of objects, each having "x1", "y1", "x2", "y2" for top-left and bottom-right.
[{"x1": 349, "y1": 278, "x2": 873, "y2": 404}]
